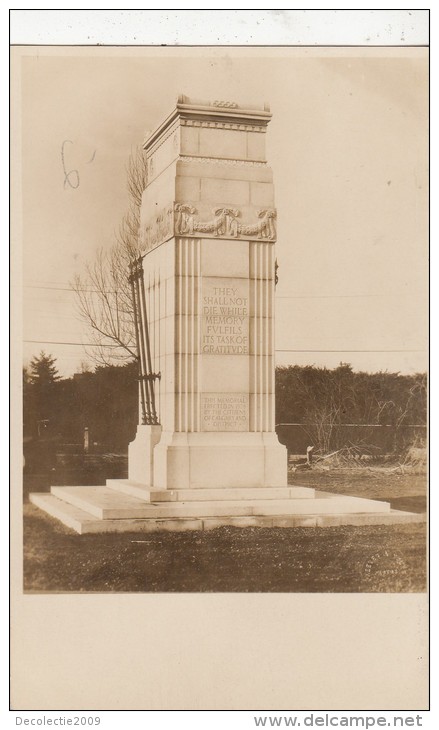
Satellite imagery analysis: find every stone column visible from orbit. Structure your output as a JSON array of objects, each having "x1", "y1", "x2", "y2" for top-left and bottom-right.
[{"x1": 129, "y1": 96, "x2": 287, "y2": 490}]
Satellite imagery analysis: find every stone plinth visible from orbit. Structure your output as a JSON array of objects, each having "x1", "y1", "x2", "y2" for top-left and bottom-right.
[{"x1": 128, "y1": 425, "x2": 162, "y2": 486}]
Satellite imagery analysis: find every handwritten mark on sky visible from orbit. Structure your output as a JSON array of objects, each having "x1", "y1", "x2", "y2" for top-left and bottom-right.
[{"x1": 61, "y1": 140, "x2": 80, "y2": 190}]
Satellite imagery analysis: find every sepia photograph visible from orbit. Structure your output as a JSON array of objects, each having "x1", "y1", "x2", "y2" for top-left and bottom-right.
[
  {"x1": 17, "y1": 45, "x2": 428, "y2": 594},
  {"x1": 10, "y1": 10, "x2": 429, "y2": 713}
]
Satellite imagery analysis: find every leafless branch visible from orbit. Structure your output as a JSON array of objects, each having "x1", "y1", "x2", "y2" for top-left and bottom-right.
[{"x1": 71, "y1": 147, "x2": 148, "y2": 366}]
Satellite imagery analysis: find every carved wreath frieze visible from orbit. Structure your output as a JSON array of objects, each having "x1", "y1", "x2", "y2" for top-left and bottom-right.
[
  {"x1": 140, "y1": 204, "x2": 174, "y2": 253},
  {"x1": 174, "y1": 204, "x2": 276, "y2": 240},
  {"x1": 140, "y1": 203, "x2": 277, "y2": 253}
]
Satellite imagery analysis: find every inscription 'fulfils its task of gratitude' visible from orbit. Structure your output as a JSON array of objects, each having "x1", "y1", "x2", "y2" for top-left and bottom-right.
[{"x1": 202, "y1": 286, "x2": 249, "y2": 354}]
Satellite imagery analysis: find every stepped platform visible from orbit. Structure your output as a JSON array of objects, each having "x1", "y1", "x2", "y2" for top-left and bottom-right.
[{"x1": 28, "y1": 480, "x2": 424, "y2": 535}]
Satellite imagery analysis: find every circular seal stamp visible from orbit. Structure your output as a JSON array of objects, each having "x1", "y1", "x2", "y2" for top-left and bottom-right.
[{"x1": 363, "y1": 548, "x2": 408, "y2": 586}]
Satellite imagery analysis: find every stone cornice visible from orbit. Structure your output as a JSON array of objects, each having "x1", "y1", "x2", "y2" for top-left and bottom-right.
[
  {"x1": 143, "y1": 96, "x2": 272, "y2": 153},
  {"x1": 179, "y1": 155, "x2": 267, "y2": 167},
  {"x1": 180, "y1": 119, "x2": 266, "y2": 133},
  {"x1": 145, "y1": 118, "x2": 179, "y2": 160}
]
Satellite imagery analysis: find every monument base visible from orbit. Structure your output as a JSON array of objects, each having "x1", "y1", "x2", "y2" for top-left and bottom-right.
[
  {"x1": 128, "y1": 424, "x2": 162, "y2": 486},
  {"x1": 29, "y1": 428, "x2": 424, "y2": 534},
  {"x1": 29, "y1": 482, "x2": 424, "y2": 535},
  {"x1": 152, "y1": 431, "x2": 288, "y2": 490}
]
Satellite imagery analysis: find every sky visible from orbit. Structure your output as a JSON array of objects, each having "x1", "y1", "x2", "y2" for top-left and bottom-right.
[{"x1": 14, "y1": 46, "x2": 428, "y2": 377}]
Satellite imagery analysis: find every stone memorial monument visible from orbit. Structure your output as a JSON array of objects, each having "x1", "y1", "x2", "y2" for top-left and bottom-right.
[
  {"x1": 128, "y1": 95, "x2": 286, "y2": 492},
  {"x1": 30, "y1": 97, "x2": 420, "y2": 533}
]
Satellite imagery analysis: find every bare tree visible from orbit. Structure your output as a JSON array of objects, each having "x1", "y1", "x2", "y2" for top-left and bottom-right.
[
  {"x1": 125, "y1": 146, "x2": 149, "y2": 209},
  {"x1": 276, "y1": 364, "x2": 427, "y2": 457},
  {"x1": 72, "y1": 147, "x2": 148, "y2": 366}
]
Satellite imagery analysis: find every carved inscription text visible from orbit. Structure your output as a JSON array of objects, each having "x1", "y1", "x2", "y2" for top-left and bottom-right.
[
  {"x1": 202, "y1": 279, "x2": 249, "y2": 355},
  {"x1": 202, "y1": 394, "x2": 249, "y2": 432}
]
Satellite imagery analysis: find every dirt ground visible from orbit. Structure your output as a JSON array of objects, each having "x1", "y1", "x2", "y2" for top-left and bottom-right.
[{"x1": 22, "y1": 467, "x2": 427, "y2": 593}]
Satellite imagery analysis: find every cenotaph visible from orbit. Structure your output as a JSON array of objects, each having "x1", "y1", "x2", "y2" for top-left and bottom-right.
[
  {"x1": 30, "y1": 97, "x2": 421, "y2": 533},
  {"x1": 128, "y1": 94, "x2": 287, "y2": 492}
]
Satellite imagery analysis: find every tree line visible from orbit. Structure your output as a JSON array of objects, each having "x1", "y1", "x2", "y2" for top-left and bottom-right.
[
  {"x1": 24, "y1": 353, "x2": 426, "y2": 457},
  {"x1": 23, "y1": 353, "x2": 138, "y2": 452},
  {"x1": 276, "y1": 363, "x2": 426, "y2": 453}
]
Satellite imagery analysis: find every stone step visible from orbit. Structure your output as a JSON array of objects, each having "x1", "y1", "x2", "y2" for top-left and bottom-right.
[
  {"x1": 29, "y1": 493, "x2": 202, "y2": 535},
  {"x1": 104, "y1": 480, "x2": 160, "y2": 501},
  {"x1": 29, "y1": 493, "x2": 103, "y2": 534},
  {"x1": 48, "y1": 485, "x2": 392, "y2": 520},
  {"x1": 29, "y1": 492, "x2": 424, "y2": 535},
  {"x1": 105, "y1": 479, "x2": 315, "y2": 502}
]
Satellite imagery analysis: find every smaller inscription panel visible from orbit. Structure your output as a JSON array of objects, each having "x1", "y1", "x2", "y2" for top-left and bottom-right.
[
  {"x1": 201, "y1": 393, "x2": 249, "y2": 432},
  {"x1": 201, "y1": 277, "x2": 249, "y2": 355}
]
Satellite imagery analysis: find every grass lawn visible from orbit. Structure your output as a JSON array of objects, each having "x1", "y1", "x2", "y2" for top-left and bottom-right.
[
  {"x1": 22, "y1": 468, "x2": 427, "y2": 594},
  {"x1": 291, "y1": 468, "x2": 427, "y2": 513}
]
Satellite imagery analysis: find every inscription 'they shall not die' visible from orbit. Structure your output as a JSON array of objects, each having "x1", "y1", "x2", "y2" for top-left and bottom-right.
[{"x1": 202, "y1": 286, "x2": 249, "y2": 354}]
